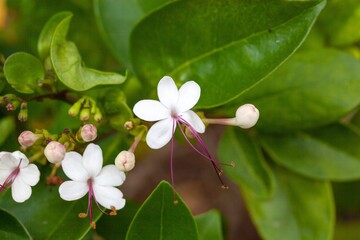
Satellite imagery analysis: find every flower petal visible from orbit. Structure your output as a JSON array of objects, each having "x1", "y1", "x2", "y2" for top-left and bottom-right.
[
  {"x1": 94, "y1": 165, "x2": 126, "y2": 187},
  {"x1": 11, "y1": 177, "x2": 32, "y2": 203},
  {"x1": 0, "y1": 169, "x2": 12, "y2": 183},
  {"x1": 146, "y1": 118, "x2": 174, "y2": 149},
  {"x1": 12, "y1": 151, "x2": 29, "y2": 167},
  {"x1": 177, "y1": 81, "x2": 201, "y2": 113},
  {"x1": 59, "y1": 180, "x2": 88, "y2": 201},
  {"x1": 19, "y1": 164, "x2": 40, "y2": 186},
  {"x1": 181, "y1": 110, "x2": 205, "y2": 133},
  {"x1": 158, "y1": 76, "x2": 179, "y2": 108},
  {"x1": 0, "y1": 153, "x2": 18, "y2": 170},
  {"x1": 93, "y1": 185, "x2": 125, "y2": 210},
  {"x1": 133, "y1": 100, "x2": 170, "y2": 121},
  {"x1": 82, "y1": 143, "x2": 103, "y2": 177},
  {"x1": 62, "y1": 152, "x2": 89, "y2": 181}
]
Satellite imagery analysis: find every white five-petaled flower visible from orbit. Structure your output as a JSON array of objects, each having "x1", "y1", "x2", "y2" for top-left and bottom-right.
[
  {"x1": 0, "y1": 151, "x2": 40, "y2": 203},
  {"x1": 59, "y1": 143, "x2": 126, "y2": 229},
  {"x1": 133, "y1": 76, "x2": 205, "y2": 149}
]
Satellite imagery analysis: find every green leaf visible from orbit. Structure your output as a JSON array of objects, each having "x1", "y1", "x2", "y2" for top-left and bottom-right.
[
  {"x1": 0, "y1": 117, "x2": 15, "y2": 147},
  {"x1": 260, "y1": 124, "x2": 360, "y2": 181},
  {"x1": 0, "y1": 209, "x2": 31, "y2": 240},
  {"x1": 243, "y1": 166, "x2": 334, "y2": 240},
  {"x1": 3, "y1": 52, "x2": 44, "y2": 94},
  {"x1": 94, "y1": 0, "x2": 174, "y2": 68},
  {"x1": 130, "y1": 0, "x2": 326, "y2": 108},
  {"x1": 50, "y1": 12, "x2": 126, "y2": 91},
  {"x1": 218, "y1": 128, "x2": 274, "y2": 198},
  {"x1": 126, "y1": 181, "x2": 198, "y2": 240},
  {"x1": 237, "y1": 49, "x2": 360, "y2": 132},
  {"x1": 195, "y1": 210, "x2": 223, "y2": 240},
  {"x1": 0, "y1": 182, "x2": 102, "y2": 240}
]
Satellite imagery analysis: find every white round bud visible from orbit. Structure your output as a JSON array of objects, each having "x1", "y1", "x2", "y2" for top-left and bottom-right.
[
  {"x1": 44, "y1": 141, "x2": 66, "y2": 164},
  {"x1": 81, "y1": 124, "x2": 97, "y2": 142},
  {"x1": 235, "y1": 104, "x2": 260, "y2": 129},
  {"x1": 115, "y1": 151, "x2": 135, "y2": 172},
  {"x1": 18, "y1": 131, "x2": 40, "y2": 147}
]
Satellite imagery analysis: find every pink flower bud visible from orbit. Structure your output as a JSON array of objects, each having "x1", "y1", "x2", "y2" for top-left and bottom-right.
[
  {"x1": 81, "y1": 124, "x2": 97, "y2": 142},
  {"x1": 115, "y1": 151, "x2": 135, "y2": 172},
  {"x1": 44, "y1": 141, "x2": 66, "y2": 164},
  {"x1": 235, "y1": 104, "x2": 260, "y2": 129},
  {"x1": 18, "y1": 131, "x2": 40, "y2": 147}
]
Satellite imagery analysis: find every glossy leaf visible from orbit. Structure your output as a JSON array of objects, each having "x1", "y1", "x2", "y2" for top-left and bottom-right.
[
  {"x1": 260, "y1": 124, "x2": 360, "y2": 181},
  {"x1": 0, "y1": 117, "x2": 15, "y2": 147},
  {"x1": 94, "y1": 0, "x2": 174, "y2": 68},
  {"x1": 195, "y1": 210, "x2": 223, "y2": 240},
  {"x1": 130, "y1": 0, "x2": 326, "y2": 108},
  {"x1": 243, "y1": 166, "x2": 334, "y2": 240},
  {"x1": 0, "y1": 182, "x2": 102, "y2": 240},
  {"x1": 236, "y1": 49, "x2": 360, "y2": 132},
  {"x1": 0, "y1": 209, "x2": 31, "y2": 240},
  {"x1": 4, "y1": 52, "x2": 44, "y2": 94},
  {"x1": 126, "y1": 181, "x2": 198, "y2": 240},
  {"x1": 50, "y1": 12, "x2": 126, "y2": 91},
  {"x1": 219, "y1": 128, "x2": 274, "y2": 198}
]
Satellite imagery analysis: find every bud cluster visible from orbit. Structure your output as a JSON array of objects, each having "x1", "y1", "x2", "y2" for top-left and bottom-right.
[
  {"x1": 68, "y1": 96, "x2": 102, "y2": 122},
  {"x1": 0, "y1": 94, "x2": 28, "y2": 121}
]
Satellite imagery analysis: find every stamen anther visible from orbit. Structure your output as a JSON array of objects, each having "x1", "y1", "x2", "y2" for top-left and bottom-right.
[
  {"x1": 221, "y1": 185, "x2": 229, "y2": 190},
  {"x1": 109, "y1": 206, "x2": 117, "y2": 216},
  {"x1": 78, "y1": 213, "x2": 87, "y2": 218},
  {"x1": 173, "y1": 199, "x2": 179, "y2": 205},
  {"x1": 90, "y1": 221, "x2": 96, "y2": 229}
]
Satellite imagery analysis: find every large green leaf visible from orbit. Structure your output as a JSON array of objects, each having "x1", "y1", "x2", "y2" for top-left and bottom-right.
[
  {"x1": 218, "y1": 128, "x2": 274, "y2": 198},
  {"x1": 0, "y1": 182, "x2": 102, "y2": 239},
  {"x1": 260, "y1": 124, "x2": 360, "y2": 181},
  {"x1": 50, "y1": 12, "x2": 126, "y2": 91},
  {"x1": 126, "y1": 181, "x2": 198, "y2": 240},
  {"x1": 243, "y1": 166, "x2": 334, "y2": 240},
  {"x1": 4, "y1": 52, "x2": 44, "y2": 94},
  {"x1": 0, "y1": 209, "x2": 31, "y2": 240},
  {"x1": 94, "y1": 0, "x2": 174, "y2": 68},
  {"x1": 236, "y1": 49, "x2": 360, "y2": 132},
  {"x1": 130, "y1": 0, "x2": 325, "y2": 108},
  {"x1": 195, "y1": 210, "x2": 223, "y2": 240}
]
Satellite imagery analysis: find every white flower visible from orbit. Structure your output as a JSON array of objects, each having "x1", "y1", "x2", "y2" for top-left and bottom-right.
[
  {"x1": 59, "y1": 143, "x2": 126, "y2": 228},
  {"x1": 133, "y1": 76, "x2": 205, "y2": 149},
  {"x1": 0, "y1": 151, "x2": 40, "y2": 203}
]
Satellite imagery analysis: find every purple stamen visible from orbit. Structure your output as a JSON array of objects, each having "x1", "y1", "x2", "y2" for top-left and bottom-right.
[{"x1": 0, "y1": 159, "x2": 22, "y2": 193}]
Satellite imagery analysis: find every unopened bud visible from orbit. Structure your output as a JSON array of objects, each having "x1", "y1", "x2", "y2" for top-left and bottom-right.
[
  {"x1": 124, "y1": 120, "x2": 134, "y2": 130},
  {"x1": 68, "y1": 101, "x2": 82, "y2": 117},
  {"x1": 80, "y1": 108, "x2": 90, "y2": 122},
  {"x1": 44, "y1": 141, "x2": 66, "y2": 164},
  {"x1": 18, "y1": 131, "x2": 41, "y2": 147},
  {"x1": 115, "y1": 151, "x2": 135, "y2": 172},
  {"x1": 94, "y1": 108, "x2": 102, "y2": 122},
  {"x1": 80, "y1": 124, "x2": 97, "y2": 142},
  {"x1": 235, "y1": 104, "x2": 260, "y2": 129}
]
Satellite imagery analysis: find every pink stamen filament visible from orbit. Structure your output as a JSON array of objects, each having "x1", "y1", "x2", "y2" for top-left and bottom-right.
[{"x1": 0, "y1": 159, "x2": 22, "y2": 193}]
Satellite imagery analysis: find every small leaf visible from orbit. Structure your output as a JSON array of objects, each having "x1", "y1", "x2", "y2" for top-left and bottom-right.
[
  {"x1": 130, "y1": 0, "x2": 326, "y2": 107},
  {"x1": 243, "y1": 166, "x2": 334, "y2": 240},
  {"x1": 126, "y1": 181, "x2": 198, "y2": 240},
  {"x1": 260, "y1": 124, "x2": 360, "y2": 181},
  {"x1": 0, "y1": 117, "x2": 15, "y2": 147},
  {"x1": 0, "y1": 208, "x2": 31, "y2": 240},
  {"x1": 218, "y1": 128, "x2": 274, "y2": 198},
  {"x1": 195, "y1": 210, "x2": 223, "y2": 240},
  {"x1": 50, "y1": 13, "x2": 126, "y2": 91},
  {"x1": 236, "y1": 49, "x2": 360, "y2": 132},
  {"x1": 4, "y1": 52, "x2": 44, "y2": 94}
]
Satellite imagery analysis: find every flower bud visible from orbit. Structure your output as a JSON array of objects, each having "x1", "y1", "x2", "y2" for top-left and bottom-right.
[
  {"x1": 115, "y1": 151, "x2": 135, "y2": 172},
  {"x1": 81, "y1": 124, "x2": 97, "y2": 142},
  {"x1": 235, "y1": 104, "x2": 260, "y2": 129},
  {"x1": 18, "y1": 131, "x2": 41, "y2": 147},
  {"x1": 80, "y1": 108, "x2": 90, "y2": 122},
  {"x1": 68, "y1": 101, "x2": 82, "y2": 117},
  {"x1": 44, "y1": 141, "x2": 66, "y2": 164}
]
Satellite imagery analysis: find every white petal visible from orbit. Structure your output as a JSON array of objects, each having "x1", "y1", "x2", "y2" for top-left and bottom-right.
[
  {"x1": 180, "y1": 110, "x2": 205, "y2": 133},
  {"x1": 133, "y1": 100, "x2": 170, "y2": 121},
  {"x1": 19, "y1": 164, "x2": 40, "y2": 186},
  {"x1": 146, "y1": 118, "x2": 175, "y2": 149},
  {"x1": 0, "y1": 153, "x2": 18, "y2": 170},
  {"x1": 59, "y1": 180, "x2": 88, "y2": 201},
  {"x1": 62, "y1": 152, "x2": 89, "y2": 181},
  {"x1": 158, "y1": 76, "x2": 179, "y2": 108},
  {"x1": 0, "y1": 169, "x2": 12, "y2": 183},
  {"x1": 177, "y1": 81, "x2": 201, "y2": 113},
  {"x1": 11, "y1": 177, "x2": 32, "y2": 203},
  {"x1": 11, "y1": 151, "x2": 29, "y2": 167},
  {"x1": 93, "y1": 185, "x2": 125, "y2": 210},
  {"x1": 94, "y1": 165, "x2": 126, "y2": 187},
  {"x1": 82, "y1": 144, "x2": 103, "y2": 177}
]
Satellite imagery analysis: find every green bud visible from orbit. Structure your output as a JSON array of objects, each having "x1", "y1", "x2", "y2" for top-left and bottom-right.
[
  {"x1": 80, "y1": 108, "x2": 91, "y2": 122},
  {"x1": 94, "y1": 108, "x2": 102, "y2": 122},
  {"x1": 18, "y1": 109, "x2": 28, "y2": 122},
  {"x1": 68, "y1": 100, "x2": 83, "y2": 117}
]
